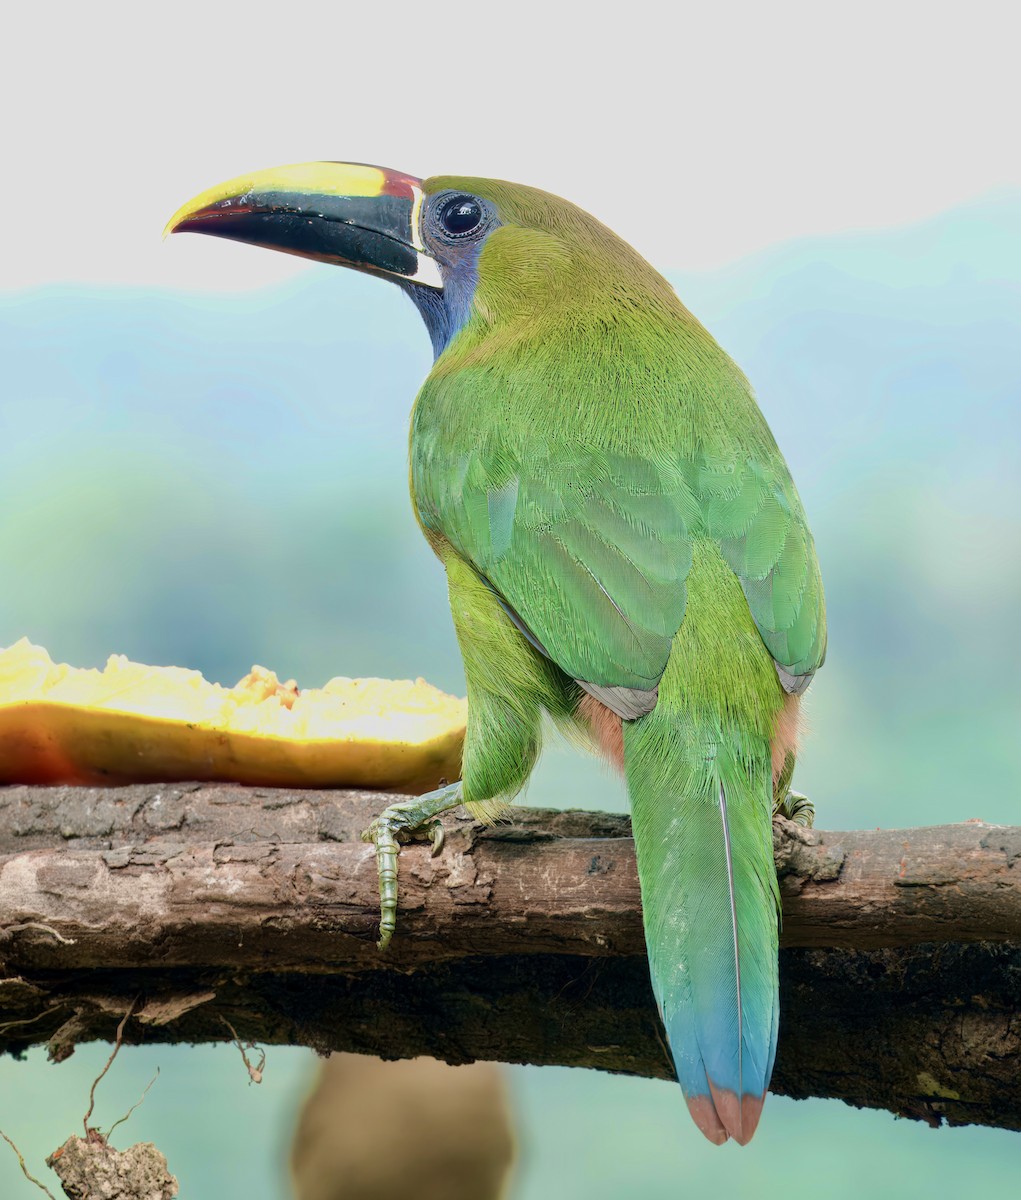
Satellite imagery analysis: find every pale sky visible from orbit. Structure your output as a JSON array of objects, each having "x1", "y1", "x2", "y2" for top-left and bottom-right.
[{"x1": 2, "y1": 0, "x2": 1017, "y2": 291}]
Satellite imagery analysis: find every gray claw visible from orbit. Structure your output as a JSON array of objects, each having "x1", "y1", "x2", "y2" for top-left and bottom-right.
[
  {"x1": 363, "y1": 782, "x2": 463, "y2": 951},
  {"x1": 777, "y1": 790, "x2": 815, "y2": 828}
]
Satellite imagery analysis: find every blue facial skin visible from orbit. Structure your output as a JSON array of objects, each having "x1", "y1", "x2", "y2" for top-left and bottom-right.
[{"x1": 401, "y1": 197, "x2": 500, "y2": 359}]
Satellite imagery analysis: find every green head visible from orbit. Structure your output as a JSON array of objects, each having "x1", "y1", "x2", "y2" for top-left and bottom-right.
[{"x1": 166, "y1": 163, "x2": 685, "y2": 357}]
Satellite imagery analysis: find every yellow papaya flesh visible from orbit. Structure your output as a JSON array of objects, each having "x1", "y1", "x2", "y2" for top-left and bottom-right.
[{"x1": 0, "y1": 639, "x2": 465, "y2": 794}]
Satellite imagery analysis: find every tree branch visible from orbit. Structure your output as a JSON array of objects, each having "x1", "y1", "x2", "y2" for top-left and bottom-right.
[{"x1": 1, "y1": 784, "x2": 1018, "y2": 1132}]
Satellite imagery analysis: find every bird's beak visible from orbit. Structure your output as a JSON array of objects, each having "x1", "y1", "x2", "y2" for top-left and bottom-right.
[{"x1": 164, "y1": 161, "x2": 442, "y2": 289}]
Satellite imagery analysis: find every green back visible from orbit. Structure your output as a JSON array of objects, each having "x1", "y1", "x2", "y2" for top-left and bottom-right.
[{"x1": 411, "y1": 180, "x2": 825, "y2": 692}]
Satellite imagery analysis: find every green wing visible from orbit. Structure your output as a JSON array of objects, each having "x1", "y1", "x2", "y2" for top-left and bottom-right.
[
  {"x1": 700, "y1": 448, "x2": 827, "y2": 686},
  {"x1": 413, "y1": 424, "x2": 826, "y2": 697}
]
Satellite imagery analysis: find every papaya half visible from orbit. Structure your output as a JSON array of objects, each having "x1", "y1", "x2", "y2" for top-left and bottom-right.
[{"x1": 0, "y1": 639, "x2": 465, "y2": 794}]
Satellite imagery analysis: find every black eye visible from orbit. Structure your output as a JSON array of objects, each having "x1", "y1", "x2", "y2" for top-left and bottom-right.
[{"x1": 438, "y1": 195, "x2": 484, "y2": 238}]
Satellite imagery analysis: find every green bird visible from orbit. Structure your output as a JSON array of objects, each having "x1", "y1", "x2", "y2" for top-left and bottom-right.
[{"x1": 167, "y1": 162, "x2": 825, "y2": 1145}]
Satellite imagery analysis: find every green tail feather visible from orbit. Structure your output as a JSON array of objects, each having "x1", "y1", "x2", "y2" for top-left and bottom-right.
[{"x1": 624, "y1": 706, "x2": 780, "y2": 1144}]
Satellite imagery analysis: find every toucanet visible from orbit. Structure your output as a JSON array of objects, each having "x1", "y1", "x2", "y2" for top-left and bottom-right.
[{"x1": 167, "y1": 163, "x2": 826, "y2": 1144}]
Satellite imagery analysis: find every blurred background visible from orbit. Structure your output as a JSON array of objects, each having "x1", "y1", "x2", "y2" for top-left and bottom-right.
[{"x1": 1, "y1": 1, "x2": 1018, "y2": 1196}]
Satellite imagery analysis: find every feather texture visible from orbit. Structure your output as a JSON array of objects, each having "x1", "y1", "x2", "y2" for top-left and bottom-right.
[
  {"x1": 625, "y1": 708, "x2": 779, "y2": 1144},
  {"x1": 411, "y1": 184, "x2": 825, "y2": 693},
  {"x1": 406, "y1": 176, "x2": 824, "y2": 1144},
  {"x1": 623, "y1": 540, "x2": 782, "y2": 1143}
]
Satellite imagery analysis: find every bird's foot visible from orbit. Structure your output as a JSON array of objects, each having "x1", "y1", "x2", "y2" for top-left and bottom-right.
[
  {"x1": 362, "y1": 781, "x2": 464, "y2": 950},
  {"x1": 774, "y1": 789, "x2": 815, "y2": 828}
]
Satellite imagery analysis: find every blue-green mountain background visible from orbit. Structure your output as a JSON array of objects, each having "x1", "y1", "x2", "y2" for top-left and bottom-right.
[{"x1": 1, "y1": 195, "x2": 1018, "y2": 1197}]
